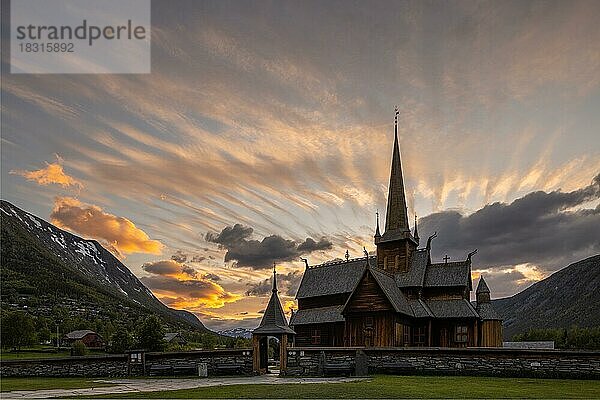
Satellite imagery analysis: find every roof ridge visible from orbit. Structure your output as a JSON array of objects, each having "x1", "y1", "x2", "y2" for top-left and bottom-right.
[
  {"x1": 430, "y1": 260, "x2": 469, "y2": 267},
  {"x1": 311, "y1": 255, "x2": 375, "y2": 269}
]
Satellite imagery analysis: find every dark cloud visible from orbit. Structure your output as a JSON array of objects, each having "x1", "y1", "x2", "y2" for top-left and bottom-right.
[
  {"x1": 142, "y1": 259, "x2": 196, "y2": 277},
  {"x1": 171, "y1": 250, "x2": 187, "y2": 263},
  {"x1": 245, "y1": 271, "x2": 303, "y2": 297},
  {"x1": 203, "y1": 273, "x2": 222, "y2": 281},
  {"x1": 419, "y1": 174, "x2": 600, "y2": 272},
  {"x1": 206, "y1": 224, "x2": 333, "y2": 269},
  {"x1": 297, "y1": 237, "x2": 333, "y2": 252}
]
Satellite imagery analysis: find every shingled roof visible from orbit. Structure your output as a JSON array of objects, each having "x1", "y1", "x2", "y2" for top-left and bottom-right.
[
  {"x1": 424, "y1": 299, "x2": 479, "y2": 319},
  {"x1": 295, "y1": 257, "x2": 370, "y2": 299},
  {"x1": 476, "y1": 302, "x2": 502, "y2": 320},
  {"x1": 369, "y1": 267, "x2": 413, "y2": 315},
  {"x1": 253, "y1": 270, "x2": 295, "y2": 335},
  {"x1": 424, "y1": 261, "x2": 471, "y2": 288},
  {"x1": 396, "y1": 248, "x2": 429, "y2": 287},
  {"x1": 289, "y1": 305, "x2": 344, "y2": 326}
]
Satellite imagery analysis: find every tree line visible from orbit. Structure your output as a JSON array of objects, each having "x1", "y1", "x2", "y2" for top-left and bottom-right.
[
  {"x1": 0, "y1": 311, "x2": 251, "y2": 353},
  {"x1": 512, "y1": 326, "x2": 600, "y2": 350}
]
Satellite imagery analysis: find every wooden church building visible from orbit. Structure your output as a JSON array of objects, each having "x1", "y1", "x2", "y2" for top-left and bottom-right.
[{"x1": 290, "y1": 112, "x2": 503, "y2": 348}]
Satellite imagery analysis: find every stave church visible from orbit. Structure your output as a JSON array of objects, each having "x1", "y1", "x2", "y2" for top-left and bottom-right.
[{"x1": 288, "y1": 112, "x2": 503, "y2": 348}]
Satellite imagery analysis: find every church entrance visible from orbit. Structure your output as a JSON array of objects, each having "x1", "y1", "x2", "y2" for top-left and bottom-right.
[
  {"x1": 252, "y1": 332, "x2": 290, "y2": 376},
  {"x1": 440, "y1": 328, "x2": 449, "y2": 347}
]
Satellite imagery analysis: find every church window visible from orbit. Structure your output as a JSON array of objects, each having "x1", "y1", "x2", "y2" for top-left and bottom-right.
[
  {"x1": 395, "y1": 255, "x2": 400, "y2": 269},
  {"x1": 403, "y1": 325, "x2": 411, "y2": 345},
  {"x1": 455, "y1": 325, "x2": 468, "y2": 343},
  {"x1": 413, "y1": 326, "x2": 426, "y2": 346},
  {"x1": 365, "y1": 316, "x2": 374, "y2": 328},
  {"x1": 383, "y1": 256, "x2": 388, "y2": 270},
  {"x1": 311, "y1": 329, "x2": 321, "y2": 345}
]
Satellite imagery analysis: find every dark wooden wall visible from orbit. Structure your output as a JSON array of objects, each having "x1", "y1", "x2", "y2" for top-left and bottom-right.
[
  {"x1": 298, "y1": 293, "x2": 348, "y2": 309},
  {"x1": 375, "y1": 239, "x2": 416, "y2": 273},
  {"x1": 294, "y1": 323, "x2": 344, "y2": 347},
  {"x1": 480, "y1": 320, "x2": 503, "y2": 347}
]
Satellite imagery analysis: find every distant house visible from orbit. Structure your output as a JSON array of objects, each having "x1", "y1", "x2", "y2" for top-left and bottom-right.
[
  {"x1": 63, "y1": 330, "x2": 104, "y2": 348},
  {"x1": 164, "y1": 332, "x2": 186, "y2": 345}
]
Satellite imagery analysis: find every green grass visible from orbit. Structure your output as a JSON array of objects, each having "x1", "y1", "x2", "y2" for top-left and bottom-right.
[
  {"x1": 0, "y1": 348, "x2": 108, "y2": 360},
  {"x1": 0, "y1": 377, "x2": 111, "y2": 392},
  {"x1": 0, "y1": 350, "x2": 71, "y2": 360},
  {"x1": 94, "y1": 375, "x2": 600, "y2": 399}
]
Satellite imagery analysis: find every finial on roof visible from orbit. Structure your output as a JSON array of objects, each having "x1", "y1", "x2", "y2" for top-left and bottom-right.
[
  {"x1": 374, "y1": 210, "x2": 381, "y2": 238},
  {"x1": 300, "y1": 257, "x2": 309, "y2": 269},
  {"x1": 363, "y1": 247, "x2": 369, "y2": 258},
  {"x1": 426, "y1": 231, "x2": 437, "y2": 251},
  {"x1": 394, "y1": 106, "x2": 399, "y2": 135},
  {"x1": 272, "y1": 262, "x2": 278, "y2": 292},
  {"x1": 345, "y1": 250, "x2": 350, "y2": 262},
  {"x1": 413, "y1": 214, "x2": 419, "y2": 242},
  {"x1": 443, "y1": 255, "x2": 450, "y2": 263},
  {"x1": 467, "y1": 249, "x2": 478, "y2": 264}
]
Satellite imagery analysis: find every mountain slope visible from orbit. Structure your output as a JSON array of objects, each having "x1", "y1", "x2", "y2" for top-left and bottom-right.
[
  {"x1": 493, "y1": 255, "x2": 600, "y2": 339},
  {"x1": 0, "y1": 200, "x2": 207, "y2": 332}
]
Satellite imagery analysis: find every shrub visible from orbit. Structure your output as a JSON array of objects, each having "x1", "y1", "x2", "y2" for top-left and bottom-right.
[{"x1": 72, "y1": 340, "x2": 88, "y2": 356}]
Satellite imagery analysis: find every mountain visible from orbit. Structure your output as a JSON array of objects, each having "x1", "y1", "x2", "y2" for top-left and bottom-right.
[
  {"x1": 493, "y1": 255, "x2": 600, "y2": 339},
  {"x1": 218, "y1": 327, "x2": 253, "y2": 339},
  {"x1": 0, "y1": 200, "x2": 208, "y2": 333}
]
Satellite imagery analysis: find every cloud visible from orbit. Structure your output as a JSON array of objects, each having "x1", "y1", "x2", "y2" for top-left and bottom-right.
[
  {"x1": 50, "y1": 197, "x2": 163, "y2": 257},
  {"x1": 203, "y1": 273, "x2": 221, "y2": 281},
  {"x1": 420, "y1": 174, "x2": 600, "y2": 272},
  {"x1": 142, "y1": 259, "x2": 197, "y2": 278},
  {"x1": 141, "y1": 259, "x2": 240, "y2": 309},
  {"x1": 10, "y1": 161, "x2": 83, "y2": 189},
  {"x1": 245, "y1": 270, "x2": 303, "y2": 297},
  {"x1": 297, "y1": 237, "x2": 333, "y2": 252},
  {"x1": 170, "y1": 250, "x2": 187, "y2": 263},
  {"x1": 206, "y1": 223, "x2": 333, "y2": 269}
]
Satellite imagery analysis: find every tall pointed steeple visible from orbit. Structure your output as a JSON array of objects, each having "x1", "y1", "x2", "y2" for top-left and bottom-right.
[
  {"x1": 376, "y1": 108, "x2": 418, "y2": 273},
  {"x1": 384, "y1": 107, "x2": 410, "y2": 234}
]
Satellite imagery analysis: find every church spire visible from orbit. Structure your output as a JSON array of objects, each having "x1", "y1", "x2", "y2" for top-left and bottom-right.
[{"x1": 384, "y1": 107, "x2": 410, "y2": 233}]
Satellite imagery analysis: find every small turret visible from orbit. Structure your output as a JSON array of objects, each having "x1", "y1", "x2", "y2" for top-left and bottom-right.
[
  {"x1": 476, "y1": 275, "x2": 491, "y2": 304},
  {"x1": 374, "y1": 210, "x2": 381, "y2": 244},
  {"x1": 413, "y1": 214, "x2": 420, "y2": 244}
]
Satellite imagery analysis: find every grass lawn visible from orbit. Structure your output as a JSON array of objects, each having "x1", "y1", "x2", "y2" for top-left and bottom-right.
[
  {"x1": 93, "y1": 375, "x2": 600, "y2": 399},
  {"x1": 0, "y1": 350, "x2": 71, "y2": 360},
  {"x1": 0, "y1": 377, "x2": 112, "y2": 392}
]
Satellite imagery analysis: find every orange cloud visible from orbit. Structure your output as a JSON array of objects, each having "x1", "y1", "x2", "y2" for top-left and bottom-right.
[
  {"x1": 141, "y1": 259, "x2": 241, "y2": 309},
  {"x1": 11, "y1": 162, "x2": 83, "y2": 188},
  {"x1": 50, "y1": 197, "x2": 163, "y2": 257}
]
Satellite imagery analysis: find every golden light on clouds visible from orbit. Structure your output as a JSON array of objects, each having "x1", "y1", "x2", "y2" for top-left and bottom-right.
[
  {"x1": 50, "y1": 197, "x2": 163, "y2": 257},
  {"x1": 10, "y1": 162, "x2": 83, "y2": 189},
  {"x1": 141, "y1": 259, "x2": 242, "y2": 311}
]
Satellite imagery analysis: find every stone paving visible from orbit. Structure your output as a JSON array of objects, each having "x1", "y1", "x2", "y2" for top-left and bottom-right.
[{"x1": 2, "y1": 375, "x2": 368, "y2": 399}]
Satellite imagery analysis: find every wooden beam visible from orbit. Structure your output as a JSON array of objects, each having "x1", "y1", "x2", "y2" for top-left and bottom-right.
[
  {"x1": 252, "y1": 335, "x2": 260, "y2": 374},
  {"x1": 279, "y1": 334, "x2": 288, "y2": 376}
]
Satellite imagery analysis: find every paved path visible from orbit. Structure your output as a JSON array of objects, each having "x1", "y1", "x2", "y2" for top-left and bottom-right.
[{"x1": 2, "y1": 375, "x2": 368, "y2": 399}]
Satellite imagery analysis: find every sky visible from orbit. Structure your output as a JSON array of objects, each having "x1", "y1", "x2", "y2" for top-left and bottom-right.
[{"x1": 1, "y1": 0, "x2": 599, "y2": 331}]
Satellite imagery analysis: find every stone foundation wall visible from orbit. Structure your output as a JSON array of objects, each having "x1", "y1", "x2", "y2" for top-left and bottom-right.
[
  {"x1": 0, "y1": 349, "x2": 253, "y2": 378},
  {"x1": 286, "y1": 347, "x2": 600, "y2": 379}
]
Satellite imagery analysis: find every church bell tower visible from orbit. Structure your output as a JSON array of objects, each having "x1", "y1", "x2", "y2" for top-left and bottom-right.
[{"x1": 376, "y1": 108, "x2": 418, "y2": 273}]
